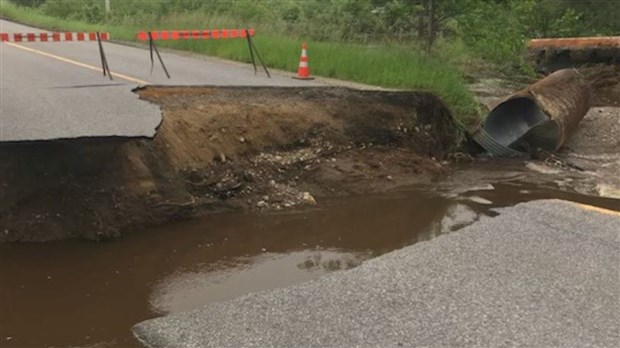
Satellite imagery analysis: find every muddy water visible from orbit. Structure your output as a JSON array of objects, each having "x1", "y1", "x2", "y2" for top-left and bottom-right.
[{"x1": 1, "y1": 179, "x2": 619, "y2": 347}]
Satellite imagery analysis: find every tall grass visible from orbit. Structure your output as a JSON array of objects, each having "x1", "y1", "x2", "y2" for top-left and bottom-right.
[{"x1": 0, "y1": 0, "x2": 481, "y2": 124}]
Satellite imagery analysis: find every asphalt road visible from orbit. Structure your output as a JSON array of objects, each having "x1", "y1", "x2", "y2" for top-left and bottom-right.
[
  {"x1": 133, "y1": 199, "x2": 620, "y2": 348},
  {"x1": 0, "y1": 20, "x2": 319, "y2": 142}
]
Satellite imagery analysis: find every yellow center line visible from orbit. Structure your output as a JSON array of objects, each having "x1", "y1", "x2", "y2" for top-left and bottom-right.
[
  {"x1": 571, "y1": 202, "x2": 620, "y2": 217},
  {"x1": 4, "y1": 41, "x2": 150, "y2": 85}
]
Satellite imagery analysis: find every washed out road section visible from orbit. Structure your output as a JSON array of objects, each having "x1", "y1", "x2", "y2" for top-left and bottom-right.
[
  {"x1": 0, "y1": 19, "x2": 320, "y2": 142},
  {"x1": 133, "y1": 199, "x2": 620, "y2": 348}
]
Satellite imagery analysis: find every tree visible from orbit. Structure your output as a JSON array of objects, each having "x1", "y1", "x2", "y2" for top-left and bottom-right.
[{"x1": 9, "y1": 0, "x2": 45, "y2": 7}]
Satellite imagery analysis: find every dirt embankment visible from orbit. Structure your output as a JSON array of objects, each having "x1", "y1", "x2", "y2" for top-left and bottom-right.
[{"x1": 0, "y1": 87, "x2": 457, "y2": 242}]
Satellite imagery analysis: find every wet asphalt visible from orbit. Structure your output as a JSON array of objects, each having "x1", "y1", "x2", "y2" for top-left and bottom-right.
[{"x1": 133, "y1": 199, "x2": 620, "y2": 347}]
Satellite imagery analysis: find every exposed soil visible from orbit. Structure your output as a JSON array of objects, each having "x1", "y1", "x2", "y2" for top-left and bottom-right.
[
  {"x1": 2, "y1": 65, "x2": 617, "y2": 243},
  {"x1": 581, "y1": 65, "x2": 620, "y2": 107},
  {"x1": 0, "y1": 87, "x2": 457, "y2": 242}
]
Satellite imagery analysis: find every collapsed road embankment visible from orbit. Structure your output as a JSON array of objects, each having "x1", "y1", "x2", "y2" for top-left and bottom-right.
[
  {"x1": 0, "y1": 86, "x2": 458, "y2": 242},
  {"x1": 3, "y1": 64, "x2": 618, "y2": 242}
]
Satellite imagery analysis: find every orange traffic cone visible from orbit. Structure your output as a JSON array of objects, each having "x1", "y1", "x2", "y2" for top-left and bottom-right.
[{"x1": 293, "y1": 42, "x2": 314, "y2": 80}]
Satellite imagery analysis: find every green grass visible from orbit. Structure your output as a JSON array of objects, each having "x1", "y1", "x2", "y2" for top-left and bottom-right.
[{"x1": 0, "y1": 0, "x2": 482, "y2": 125}]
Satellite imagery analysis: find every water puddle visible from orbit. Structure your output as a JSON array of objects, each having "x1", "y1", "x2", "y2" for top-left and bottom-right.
[
  {"x1": 1, "y1": 180, "x2": 618, "y2": 347},
  {"x1": 149, "y1": 250, "x2": 368, "y2": 314}
]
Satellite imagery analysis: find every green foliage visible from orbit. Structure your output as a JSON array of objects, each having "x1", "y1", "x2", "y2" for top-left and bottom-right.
[
  {"x1": 36, "y1": 0, "x2": 102, "y2": 23},
  {"x1": 6, "y1": 0, "x2": 42, "y2": 7},
  {"x1": 8, "y1": 0, "x2": 616, "y2": 69}
]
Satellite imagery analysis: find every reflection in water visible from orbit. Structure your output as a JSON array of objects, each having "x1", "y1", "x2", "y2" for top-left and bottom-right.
[
  {"x1": 1, "y1": 181, "x2": 618, "y2": 347},
  {"x1": 440, "y1": 204, "x2": 480, "y2": 234},
  {"x1": 149, "y1": 250, "x2": 369, "y2": 314}
]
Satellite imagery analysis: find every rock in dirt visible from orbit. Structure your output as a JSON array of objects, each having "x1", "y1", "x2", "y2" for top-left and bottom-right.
[{"x1": 301, "y1": 192, "x2": 317, "y2": 206}]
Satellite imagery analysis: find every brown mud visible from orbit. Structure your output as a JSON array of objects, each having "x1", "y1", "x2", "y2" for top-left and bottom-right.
[
  {"x1": 2, "y1": 182, "x2": 618, "y2": 347},
  {"x1": 0, "y1": 87, "x2": 457, "y2": 242}
]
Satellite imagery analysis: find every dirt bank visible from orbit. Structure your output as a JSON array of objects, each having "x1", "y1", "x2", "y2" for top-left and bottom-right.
[
  {"x1": 3, "y1": 66, "x2": 616, "y2": 242},
  {"x1": 0, "y1": 87, "x2": 457, "y2": 242}
]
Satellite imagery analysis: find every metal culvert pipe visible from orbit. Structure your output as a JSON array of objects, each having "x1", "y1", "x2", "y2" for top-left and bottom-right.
[{"x1": 474, "y1": 69, "x2": 591, "y2": 156}]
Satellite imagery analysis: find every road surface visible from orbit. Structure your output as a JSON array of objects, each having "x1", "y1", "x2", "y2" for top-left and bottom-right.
[
  {"x1": 0, "y1": 19, "x2": 319, "y2": 142},
  {"x1": 133, "y1": 199, "x2": 620, "y2": 348}
]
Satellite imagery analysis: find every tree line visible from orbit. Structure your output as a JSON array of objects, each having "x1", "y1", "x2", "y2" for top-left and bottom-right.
[{"x1": 9, "y1": 0, "x2": 619, "y2": 65}]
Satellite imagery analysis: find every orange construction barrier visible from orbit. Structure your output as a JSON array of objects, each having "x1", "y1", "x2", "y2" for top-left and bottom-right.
[
  {"x1": 293, "y1": 42, "x2": 314, "y2": 80},
  {"x1": 136, "y1": 29, "x2": 255, "y2": 41},
  {"x1": 0, "y1": 32, "x2": 109, "y2": 42}
]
